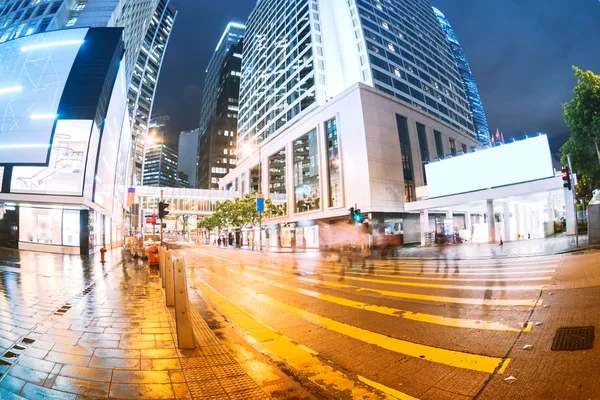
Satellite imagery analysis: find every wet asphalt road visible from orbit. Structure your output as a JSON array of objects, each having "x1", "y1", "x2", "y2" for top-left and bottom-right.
[{"x1": 177, "y1": 246, "x2": 600, "y2": 400}]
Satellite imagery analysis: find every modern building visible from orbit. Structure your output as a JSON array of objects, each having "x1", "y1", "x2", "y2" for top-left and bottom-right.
[
  {"x1": 433, "y1": 7, "x2": 490, "y2": 145},
  {"x1": 177, "y1": 128, "x2": 200, "y2": 187},
  {"x1": 197, "y1": 38, "x2": 243, "y2": 189},
  {"x1": 143, "y1": 117, "x2": 178, "y2": 187},
  {"x1": 237, "y1": 0, "x2": 477, "y2": 153},
  {"x1": 129, "y1": 0, "x2": 177, "y2": 185},
  {"x1": 198, "y1": 22, "x2": 245, "y2": 135},
  {"x1": 0, "y1": 27, "x2": 131, "y2": 254},
  {"x1": 177, "y1": 171, "x2": 189, "y2": 188},
  {"x1": 0, "y1": 0, "x2": 177, "y2": 186},
  {"x1": 221, "y1": 0, "x2": 484, "y2": 249}
]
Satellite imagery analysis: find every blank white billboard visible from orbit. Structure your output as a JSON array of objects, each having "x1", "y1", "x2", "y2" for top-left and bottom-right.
[
  {"x1": 425, "y1": 135, "x2": 554, "y2": 198},
  {"x1": 0, "y1": 29, "x2": 87, "y2": 165}
]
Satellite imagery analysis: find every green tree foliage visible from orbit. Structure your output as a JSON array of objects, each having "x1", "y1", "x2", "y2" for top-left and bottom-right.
[
  {"x1": 561, "y1": 66, "x2": 600, "y2": 191},
  {"x1": 197, "y1": 192, "x2": 285, "y2": 231}
]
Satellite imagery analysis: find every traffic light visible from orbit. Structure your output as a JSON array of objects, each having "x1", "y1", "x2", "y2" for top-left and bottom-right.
[
  {"x1": 353, "y1": 209, "x2": 364, "y2": 224},
  {"x1": 158, "y1": 201, "x2": 170, "y2": 219},
  {"x1": 561, "y1": 167, "x2": 571, "y2": 190}
]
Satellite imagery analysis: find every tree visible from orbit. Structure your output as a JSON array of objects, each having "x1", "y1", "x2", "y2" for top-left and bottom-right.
[{"x1": 560, "y1": 66, "x2": 600, "y2": 192}]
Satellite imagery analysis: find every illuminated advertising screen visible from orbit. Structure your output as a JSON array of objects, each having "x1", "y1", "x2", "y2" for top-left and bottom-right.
[
  {"x1": 425, "y1": 134, "x2": 554, "y2": 198},
  {"x1": 0, "y1": 29, "x2": 87, "y2": 165}
]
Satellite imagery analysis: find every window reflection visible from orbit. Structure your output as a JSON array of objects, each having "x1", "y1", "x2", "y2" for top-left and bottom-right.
[
  {"x1": 293, "y1": 129, "x2": 320, "y2": 213},
  {"x1": 268, "y1": 147, "x2": 287, "y2": 217},
  {"x1": 326, "y1": 118, "x2": 342, "y2": 208}
]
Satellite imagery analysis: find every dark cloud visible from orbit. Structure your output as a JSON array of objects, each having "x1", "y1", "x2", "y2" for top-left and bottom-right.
[{"x1": 154, "y1": 0, "x2": 600, "y2": 153}]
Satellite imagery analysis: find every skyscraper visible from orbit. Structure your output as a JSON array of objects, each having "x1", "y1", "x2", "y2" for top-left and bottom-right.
[
  {"x1": 198, "y1": 22, "x2": 245, "y2": 135},
  {"x1": 237, "y1": 0, "x2": 477, "y2": 152},
  {"x1": 433, "y1": 7, "x2": 490, "y2": 145},
  {"x1": 197, "y1": 35, "x2": 243, "y2": 189},
  {"x1": 0, "y1": 0, "x2": 177, "y2": 184},
  {"x1": 222, "y1": 0, "x2": 482, "y2": 249},
  {"x1": 129, "y1": 0, "x2": 177, "y2": 185},
  {"x1": 178, "y1": 128, "x2": 200, "y2": 187},
  {"x1": 143, "y1": 116, "x2": 179, "y2": 187}
]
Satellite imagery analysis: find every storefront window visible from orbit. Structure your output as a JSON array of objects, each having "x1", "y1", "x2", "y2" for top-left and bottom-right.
[
  {"x1": 325, "y1": 118, "x2": 341, "y2": 208},
  {"x1": 11, "y1": 120, "x2": 93, "y2": 195},
  {"x1": 62, "y1": 210, "x2": 80, "y2": 246},
  {"x1": 269, "y1": 148, "x2": 287, "y2": 217},
  {"x1": 19, "y1": 207, "x2": 62, "y2": 245},
  {"x1": 293, "y1": 129, "x2": 320, "y2": 213}
]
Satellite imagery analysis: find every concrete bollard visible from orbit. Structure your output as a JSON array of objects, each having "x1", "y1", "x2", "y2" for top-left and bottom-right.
[
  {"x1": 165, "y1": 250, "x2": 175, "y2": 306},
  {"x1": 158, "y1": 246, "x2": 166, "y2": 288},
  {"x1": 173, "y1": 256, "x2": 195, "y2": 349}
]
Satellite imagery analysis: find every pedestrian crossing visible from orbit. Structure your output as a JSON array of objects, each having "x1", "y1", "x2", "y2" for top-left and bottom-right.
[{"x1": 185, "y1": 248, "x2": 558, "y2": 399}]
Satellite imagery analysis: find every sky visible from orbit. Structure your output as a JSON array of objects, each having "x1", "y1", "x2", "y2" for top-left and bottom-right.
[{"x1": 152, "y1": 0, "x2": 600, "y2": 153}]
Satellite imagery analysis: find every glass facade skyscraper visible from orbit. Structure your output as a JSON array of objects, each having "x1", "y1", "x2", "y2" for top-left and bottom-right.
[
  {"x1": 198, "y1": 22, "x2": 245, "y2": 135},
  {"x1": 433, "y1": 7, "x2": 490, "y2": 145},
  {"x1": 237, "y1": 0, "x2": 478, "y2": 153},
  {"x1": 129, "y1": 0, "x2": 176, "y2": 185}
]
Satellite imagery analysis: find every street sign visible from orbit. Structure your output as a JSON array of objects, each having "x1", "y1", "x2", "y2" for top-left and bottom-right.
[{"x1": 256, "y1": 193, "x2": 265, "y2": 212}]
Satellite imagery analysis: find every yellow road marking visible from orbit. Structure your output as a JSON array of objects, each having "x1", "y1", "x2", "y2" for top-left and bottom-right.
[
  {"x1": 342, "y1": 271, "x2": 551, "y2": 282},
  {"x1": 235, "y1": 269, "x2": 526, "y2": 332},
  {"x1": 189, "y1": 250, "x2": 543, "y2": 306},
  {"x1": 328, "y1": 267, "x2": 556, "y2": 276},
  {"x1": 316, "y1": 272, "x2": 544, "y2": 291},
  {"x1": 190, "y1": 274, "x2": 405, "y2": 400},
  {"x1": 358, "y1": 375, "x2": 419, "y2": 400},
  {"x1": 203, "y1": 271, "x2": 509, "y2": 374}
]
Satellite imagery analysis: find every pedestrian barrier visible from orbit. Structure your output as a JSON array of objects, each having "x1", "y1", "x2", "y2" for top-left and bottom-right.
[
  {"x1": 172, "y1": 256, "x2": 195, "y2": 349},
  {"x1": 165, "y1": 250, "x2": 175, "y2": 306},
  {"x1": 158, "y1": 246, "x2": 166, "y2": 288}
]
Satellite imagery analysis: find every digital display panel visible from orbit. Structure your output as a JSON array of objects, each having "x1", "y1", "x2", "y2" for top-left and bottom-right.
[
  {"x1": 425, "y1": 135, "x2": 554, "y2": 198},
  {"x1": 0, "y1": 29, "x2": 87, "y2": 165}
]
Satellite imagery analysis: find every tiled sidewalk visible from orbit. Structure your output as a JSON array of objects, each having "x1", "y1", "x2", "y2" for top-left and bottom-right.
[{"x1": 0, "y1": 249, "x2": 271, "y2": 399}]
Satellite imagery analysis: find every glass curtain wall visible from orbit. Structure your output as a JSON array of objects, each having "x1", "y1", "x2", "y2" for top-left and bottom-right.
[
  {"x1": 326, "y1": 118, "x2": 342, "y2": 208},
  {"x1": 396, "y1": 115, "x2": 415, "y2": 203},
  {"x1": 293, "y1": 129, "x2": 320, "y2": 213},
  {"x1": 416, "y1": 122, "x2": 429, "y2": 185},
  {"x1": 268, "y1": 148, "x2": 287, "y2": 217}
]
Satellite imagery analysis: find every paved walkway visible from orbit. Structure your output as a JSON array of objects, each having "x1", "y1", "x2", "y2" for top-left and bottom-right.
[{"x1": 0, "y1": 248, "x2": 307, "y2": 399}]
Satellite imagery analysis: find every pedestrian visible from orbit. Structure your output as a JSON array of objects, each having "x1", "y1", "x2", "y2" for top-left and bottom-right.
[
  {"x1": 302, "y1": 236, "x2": 307, "y2": 250},
  {"x1": 228, "y1": 232, "x2": 234, "y2": 246},
  {"x1": 218, "y1": 237, "x2": 222, "y2": 246}
]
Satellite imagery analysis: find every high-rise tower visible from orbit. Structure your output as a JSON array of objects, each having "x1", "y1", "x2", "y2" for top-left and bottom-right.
[
  {"x1": 237, "y1": 0, "x2": 478, "y2": 153},
  {"x1": 198, "y1": 22, "x2": 245, "y2": 136},
  {"x1": 433, "y1": 7, "x2": 489, "y2": 145}
]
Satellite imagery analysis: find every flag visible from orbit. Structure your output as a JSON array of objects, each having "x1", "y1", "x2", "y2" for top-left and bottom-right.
[
  {"x1": 500, "y1": 131, "x2": 505, "y2": 144},
  {"x1": 127, "y1": 187, "x2": 135, "y2": 208}
]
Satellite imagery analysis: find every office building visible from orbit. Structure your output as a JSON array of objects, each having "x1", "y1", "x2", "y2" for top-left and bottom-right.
[
  {"x1": 197, "y1": 38, "x2": 243, "y2": 189},
  {"x1": 221, "y1": 0, "x2": 482, "y2": 249},
  {"x1": 143, "y1": 116, "x2": 178, "y2": 187},
  {"x1": 177, "y1": 128, "x2": 200, "y2": 188},
  {"x1": 237, "y1": 0, "x2": 477, "y2": 153},
  {"x1": 198, "y1": 22, "x2": 245, "y2": 135},
  {"x1": 129, "y1": 0, "x2": 177, "y2": 185},
  {"x1": 433, "y1": 7, "x2": 489, "y2": 145},
  {"x1": 0, "y1": 28, "x2": 131, "y2": 254},
  {"x1": 177, "y1": 171, "x2": 189, "y2": 188}
]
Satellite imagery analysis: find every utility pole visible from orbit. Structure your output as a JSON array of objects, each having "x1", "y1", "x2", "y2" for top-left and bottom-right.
[
  {"x1": 160, "y1": 189, "x2": 164, "y2": 247},
  {"x1": 567, "y1": 155, "x2": 578, "y2": 247}
]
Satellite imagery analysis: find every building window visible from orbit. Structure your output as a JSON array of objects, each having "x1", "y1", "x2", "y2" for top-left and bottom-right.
[
  {"x1": 326, "y1": 118, "x2": 342, "y2": 208},
  {"x1": 449, "y1": 137, "x2": 457, "y2": 156},
  {"x1": 434, "y1": 130, "x2": 444, "y2": 158},
  {"x1": 416, "y1": 122, "x2": 429, "y2": 185},
  {"x1": 268, "y1": 147, "x2": 287, "y2": 216},
  {"x1": 396, "y1": 115, "x2": 415, "y2": 203},
  {"x1": 293, "y1": 129, "x2": 320, "y2": 213},
  {"x1": 250, "y1": 165, "x2": 260, "y2": 192}
]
